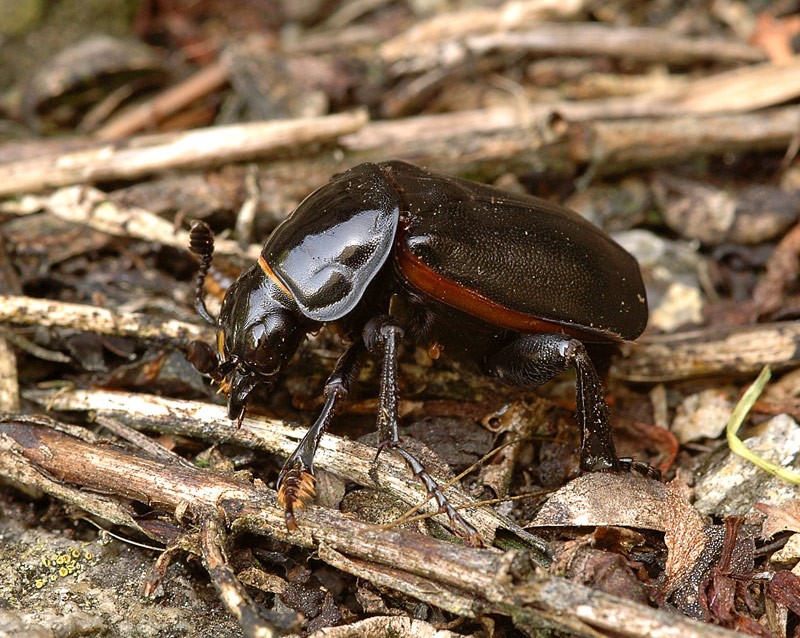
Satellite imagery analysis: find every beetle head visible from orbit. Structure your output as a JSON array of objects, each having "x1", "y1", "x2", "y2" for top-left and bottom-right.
[{"x1": 189, "y1": 263, "x2": 307, "y2": 422}]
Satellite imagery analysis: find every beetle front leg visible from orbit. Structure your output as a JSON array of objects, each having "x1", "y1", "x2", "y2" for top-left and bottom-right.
[
  {"x1": 365, "y1": 316, "x2": 481, "y2": 545},
  {"x1": 486, "y1": 334, "x2": 621, "y2": 473},
  {"x1": 277, "y1": 339, "x2": 365, "y2": 530}
]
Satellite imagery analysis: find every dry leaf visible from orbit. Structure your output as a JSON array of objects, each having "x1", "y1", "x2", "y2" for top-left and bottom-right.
[
  {"x1": 527, "y1": 473, "x2": 667, "y2": 529},
  {"x1": 663, "y1": 478, "x2": 708, "y2": 595},
  {"x1": 755, "y1": 500, "x2": 800, "y2": 538}
]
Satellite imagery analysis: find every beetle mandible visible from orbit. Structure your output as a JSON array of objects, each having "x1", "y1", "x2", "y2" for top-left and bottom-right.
[{"x1": 188, "y1": 160, "x2": 648, "y2": 541}]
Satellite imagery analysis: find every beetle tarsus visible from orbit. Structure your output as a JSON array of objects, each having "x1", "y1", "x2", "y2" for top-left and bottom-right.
[
  {"x1": 368, "y1": 316, "x2": 482, "y2": 545},
  {"x1": 617, "y1": 457, "x2": 661, "y2": 480},
  {"x1": 277, "y1": 462, "x2": 316, "y2": 531},
  {"x1": 284, "y1": 509, "x2": 299, "y2": 532},
  {"x1": 388, "y1": 443, "x2": 483, "y2": 547},
  {"x1": 276, "y1": 340, "x2": 366, "y2": 528}
]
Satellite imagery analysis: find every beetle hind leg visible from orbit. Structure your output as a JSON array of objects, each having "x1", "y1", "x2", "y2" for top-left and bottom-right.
[
  {"x1": 366, "y1": 316, "x2": 482, "y2": 546},
  {"x1": 486, "y1": 333, "x2": 621, "y2": 473}
]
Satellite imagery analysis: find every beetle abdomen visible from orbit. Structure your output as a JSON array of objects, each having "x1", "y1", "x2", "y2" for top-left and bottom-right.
[{"x1": 383, "y1": 161, "x2": 647, "y2": 341}]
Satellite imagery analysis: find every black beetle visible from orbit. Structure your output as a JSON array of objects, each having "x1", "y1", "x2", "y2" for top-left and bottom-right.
[{"x1": 188, "y1": 160, "x2": 648, "y2": 541}]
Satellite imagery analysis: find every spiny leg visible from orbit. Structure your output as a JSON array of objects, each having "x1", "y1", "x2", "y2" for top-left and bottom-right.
[
  {"x1": 365, "y1": 316, "x2": 482, "y2": 545},
  {"x1": 569, "y1": 339, "x2": 621, "y2": 471},
  {"x1": 277, "y1": 339, "x2": 365, "y2": 530},
  {"x1": 486, "y1": 334, "x2": 621, "y2": 472}
]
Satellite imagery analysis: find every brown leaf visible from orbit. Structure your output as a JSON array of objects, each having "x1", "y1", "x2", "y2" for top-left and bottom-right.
[
  {"x1": 550, "y1": 541, "x2": 651, "y2": 605},
  {"x1": 767, "y1": 570, "x2": 800, "y2": 616},
  {"x1": 663, "y1": 478, "x2": 709, "y2": 594},
  {"x1": 755, "y1": 500, "x2": 800, "y2": 538},
  {"x1": 699, "y1": 518, "x2": 764, "y2": 635},
  {"x1": 752, "y1": 222, "x2": 800, "y2": 320},
  {"x1": 527, "y1": 473, "x2": 668, "y2": 530}
]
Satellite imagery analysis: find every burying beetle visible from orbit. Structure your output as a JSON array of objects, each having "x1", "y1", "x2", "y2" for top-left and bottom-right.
[{"x1": 188, "y1": 160, "x2": 648, "y2": 543}]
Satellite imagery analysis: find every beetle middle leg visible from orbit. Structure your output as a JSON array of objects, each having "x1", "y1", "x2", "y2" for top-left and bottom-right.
[
  {"x1": 277, "y1": 339, "x2": 366, "y2": 530},
  {"x1": 365, "y1": 316, "x2": 481, "y2": 546},
  {"x1": 486, "y1": 333, "x2": 622, "y2": 473}
]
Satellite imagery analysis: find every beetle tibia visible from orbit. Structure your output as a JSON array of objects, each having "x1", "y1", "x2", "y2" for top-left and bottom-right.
[{"x1": 486, "y1": 333, "x2": 621, "y2": 473}]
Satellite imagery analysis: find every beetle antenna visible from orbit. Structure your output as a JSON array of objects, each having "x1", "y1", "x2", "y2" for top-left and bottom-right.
[{"x1": 189, "y1": 220, "x2": 217, "y2": 325}]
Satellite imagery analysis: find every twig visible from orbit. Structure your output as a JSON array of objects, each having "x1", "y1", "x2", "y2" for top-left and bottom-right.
[
  {"x1": 380, "y1": 0, "x2": 588, "y2": 57},
  {"x1": 0, "y1": 325, "x2": 71, "y2": 363},
  {"x1": 96, "y1": 61, "x2": 231, "y2": 140},
  {"x1": 0, "y1": 295, "x2": 210, "y2": 348},
  {"x1": 0, "y1": 415, "x2": 750, "y2": 638},
  {"x1": 0, "y1": 339, "x2": 19, "y2": 412},
  {"x1": 613, "y1": 321, "x2": 800, "y2": 383},
  {"x1": 381, "y1": 21, "x2": 764, "y2": 72},
  {"x1": 0, "y1": 418, "x2": 142, "y2": 530},
  {"x1": 234, "y1": 165, "x2": 260, "y2": 245},
  {"x1": 464, "y1": 25, "x2": 765, "y2": 65},
  {"x1": 21, "y1": 386, "x2": 521, "y2": 544},
  {"x1": 200, "y1": 513, "x2": 281, "y2": 638},
  {"x1": 659, "y1": 57, "x2": 800, "y2": 113},
  {"x1": 341, "y1": 106, "x2": 800, "y2": 178},
  {"x1": 94, "y1": 415, "x2": 192, "y2": 466},
  {"x1": 0, "y1": 236, "x2": 21, "y2": 412},
  {"x1": 0, "y1": 110, "x2": 369, "y2": 197},
  {"x1": 317, "y1": 543, "x2": 479, "y2": 618},
  {"x1": 1, "y1": 186, "x2": 261, "y2": 261},
  {"x1": 567, "y1": 106, "x2": 800, "y2": 175}
]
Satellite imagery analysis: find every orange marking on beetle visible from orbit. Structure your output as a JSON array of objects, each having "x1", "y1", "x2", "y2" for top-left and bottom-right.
[
  {"x1": 258, "y1": 254, "x2": 294, "y2": 299},
  {"x1": 396, "y1": 244, "x2": 615, "y2": 341},
  {"x1": 216, "y1": 330, "x2": 225, "y2": 358}
]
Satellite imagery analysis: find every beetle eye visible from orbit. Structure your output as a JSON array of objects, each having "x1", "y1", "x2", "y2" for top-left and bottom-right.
[{"x1": 187, "y1": 340, "x2": 218, "y2": 375}]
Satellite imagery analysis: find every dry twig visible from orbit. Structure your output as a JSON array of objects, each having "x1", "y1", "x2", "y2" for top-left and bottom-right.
[
  {"x1": 614, "y1": 321, "x2": 800, "y2": 383},
  {"x1": 0, "y1": 110, "x2": 368, "y2": 197},
  {"x1": 0, "y1": 295, "x2": 209, "y2": 348},
  {"x1": 20, "y1": 387, "x2": 524, "y2": 545},
  {"x1": 0, "y1": 415, "x2": 747, "y2": 638},
  {"x1": 96, "y1": 61, "x2": 231, "y2": 140},
  {"x1": 2, "y1": 188, "x2": 261, "y2": 260}
]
